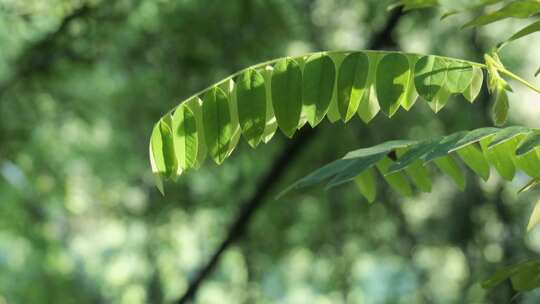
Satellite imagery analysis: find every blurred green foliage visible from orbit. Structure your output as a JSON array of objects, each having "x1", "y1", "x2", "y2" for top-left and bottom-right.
[{"x1": 1, "y1": 0, "x2": 540, "y2": 303}]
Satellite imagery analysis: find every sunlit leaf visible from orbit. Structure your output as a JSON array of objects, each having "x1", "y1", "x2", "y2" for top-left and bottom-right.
[
  {"x1": 202, "y1": 87, "x2": 233, "y2": 164},
  {"x1": 462, "y1": 67, "x2": 484, "y2": 103},
  {"x1": 376, "y1": 53, "x2": 411, "y2": 117},
  {"x1": 488, "y1": 126, "x2": 530, "y2": 149},
  {"x1": 355, "y1": 169, "x2": 377, "y2": 203},
  {"x1": 402, "y1": 56, "x2": 420, "y2": 111},
  {"x1": 456, "y1": 144, "x2": 490, "y2": 181},
  {"x1": 480, "y1": 136, "x2": 516, "y2": 181},
  {"x1": 172, "y1": 104, "x2": 198, "y2": 171},
  {"x1": 236, "y1": 68, "x2": 267, "y2": 147},
  {"x1": 271, "y1": 58, "x2": 302, "y2": 137},
  {"x1": 302, "y1": 54, "x2": 336, "y2": 127},
  {"x1": 517, "y1": 130, "x2": 540, "y2": 156},
  {"x1": 357, "y1": 52, "x2": 382, "y2": 123},
  {"x1": 414, "y1": 55, "x2": 447, "y2": 102},
  {"x1": 376, "y1": 156, "x2": 413, "y2": 197},
  {"x1": 492, "y1": 86, "x2": 509, "y2": 126},
  {"x1": 434, "y1": 155, "x2": 466, "y2": 191},
  {"x1": 337, "y1": 52, "x2": 369, "y2": 122},
  {"x1": 446, "y1": 61, "x2": 474, "y2": 93},
  {"x1": 397, "y1": 147, "x2": 432, "y2": 192},
  {"x1": 150, "y1": 50, "x2": 539, "y2": 182}
]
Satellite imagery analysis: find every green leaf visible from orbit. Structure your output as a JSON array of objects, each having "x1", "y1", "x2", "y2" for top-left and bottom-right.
[
  {"x1": 488, "y1": 126, "x2": 530, "y2": 149},
  {"x1": 511, "y1": 263, "x2": 540, "y2": 291},
  {"x1": 449, "y1": 127, "x2": 500, "y2": 152},
  {"x1": 280, "y1": 140, "x2": 415, "y2": 197},
  {"x1": 463, "y1": 0, "x2": 540, "y2": 28},
  {"x1": 414, "y1": 55, "x2": 448, "y2": 102},
  {"x1": 456, "y1": 144, "x2": 490, "y2": 181},
  {"x1": 492, "y1": 86, "x2": 509, "y2": 126},
  {"x1": 388, "y1": 139, "x2": 439, "y2": 173},
  {"x1": 516, "y1": 130, "x2": 540, "y2": 156},
  {"x1": 202, "y1": 87, "x2": 233, "y2": 164},
  {"x1": 357, "y1": 52, "x2": 381, "y2": 123},
  {"x1": 480, "y1": 136, "x2": 516, "y2": 181},
  {"x1": 172, "y1": 104, "x2": 198, "y2": 172},
  {"x1": 354, "y1": 169, "x2": 377, "y2": 203},
  {"x1": 279, "y1": 159, "x2": 353, "y2": 198},
  {"x1": 302, "y1": 54, "x2": 336, "y2": 127},
  {"x1": 236, "y1": 68, "x2": 267, "y2": 147},
  {"x1": 149, "y1": 123, "x2": 166, "y2": 194},
  {"x1": 281, "y1": 127, "x2": 540, "y2": 198},
  {"x1": 445, "y1": 61, "x2": 474, "y2": 93},
  {"x1": 376, "y1": 53, "x2": 411, "y2": 117},
  {"x1": 337, "y1": 52, "x2": 370, "y2": 122},
  {"x1": 428, "y1": 85, "x2": 451, "y2": 113},
  {"x1": 397, "y1": 147, "x2": 432, "y2": 192},
  {"x1": 261, "y1": 66, "x2": 278, "y2": 143},
  {"x1": 271, "y1": 58, "x2": 303, "y2": 137},
  {"x1": 462, "y1": 67, "x2": 484, "y2": 102},
  {"x1": 402, "y1": 56, "x2": 420, "y2": 111},
  {"x1": 536, "y1": 67, "x2": 540, "y2": 77},
  {"x1": 519, "y1": 176, "x2": 540, "y2": 193},
  {"x1": 505, "y1": 20, "x2": 540, "y2": 44},
  {"x1": 161, "y1": 117, "x2": 177, "y2": 179},
  {"x1": 482, "y1": 259, "x2": 540, "y2": 290},
  {"x1": 326, "y1": 140, "x2": 415, "y2": 189},
  {"x1": 434, "y1": 155, "x2": 466, "y2": 191},
  {"x1": 327, "y1": 153, "x2": 388, "y2": 189},
  {"x1": 423, "y1": 127, "x2": 497, "y2": 162},
  {"x1": 513, "y1": 145, "x2": 540, "y2": 177},
  {"x1": 224, "y1": 79, "x2": 242, "y2": 158},
  {"x1": 376, "y1": 156, "x2": 413, "y2": 197}
]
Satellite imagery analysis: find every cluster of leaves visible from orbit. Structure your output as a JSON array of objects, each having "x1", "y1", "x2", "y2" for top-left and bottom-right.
[
  {"x1": 394, "y1": 0, "x2": 540, "y2": 292},
  {"x1": 149, "y1": 1, "x2": 540, "y2": 295},
  {"x1": 394, "y1": 0, "x2": 540, "y2": 75},
  {"x1": 149, "y1": 50, "x2": 495, "y2": 193},
  {"x1": 280, "y1": 126, "x2": 540, "y2": 204}
]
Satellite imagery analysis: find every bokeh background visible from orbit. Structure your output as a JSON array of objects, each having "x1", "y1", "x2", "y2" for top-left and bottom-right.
[{"x1": 1, "y1": 0, "x2": 540, "y2": 303}]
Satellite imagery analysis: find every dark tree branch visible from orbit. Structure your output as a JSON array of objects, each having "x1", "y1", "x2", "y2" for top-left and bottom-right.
[{"x1": 175, "y1": 7, "x2": 404, "y2": 304}]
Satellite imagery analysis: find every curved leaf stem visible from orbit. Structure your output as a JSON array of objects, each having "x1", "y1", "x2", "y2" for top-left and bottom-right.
[{"x1": 498, "y1": 67, "x2": 540, "y2": 94}]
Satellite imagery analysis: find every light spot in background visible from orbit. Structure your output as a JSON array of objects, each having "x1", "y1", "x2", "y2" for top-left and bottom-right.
[
  {"x1": 0, "y1": 232, "x2": 31, "y2": 271},
  {"x1": 352, "y1": 254, "x2": 418, "y2": 302},
  {"x1": 120, "y1": 284, "x2": 146, "y2": 304},
  {"x1": 0, "y1": 161, "x2": 28, "y2": 191},
  {"x1": 414, "y1": 246, "x2": 468, "y2": 301},
  {"x1": 483, "y1": 243, "x2": 503, "y2": 263},
  {"x1": 286, "y1": 40, "x2": 312, "y2": 57}
]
